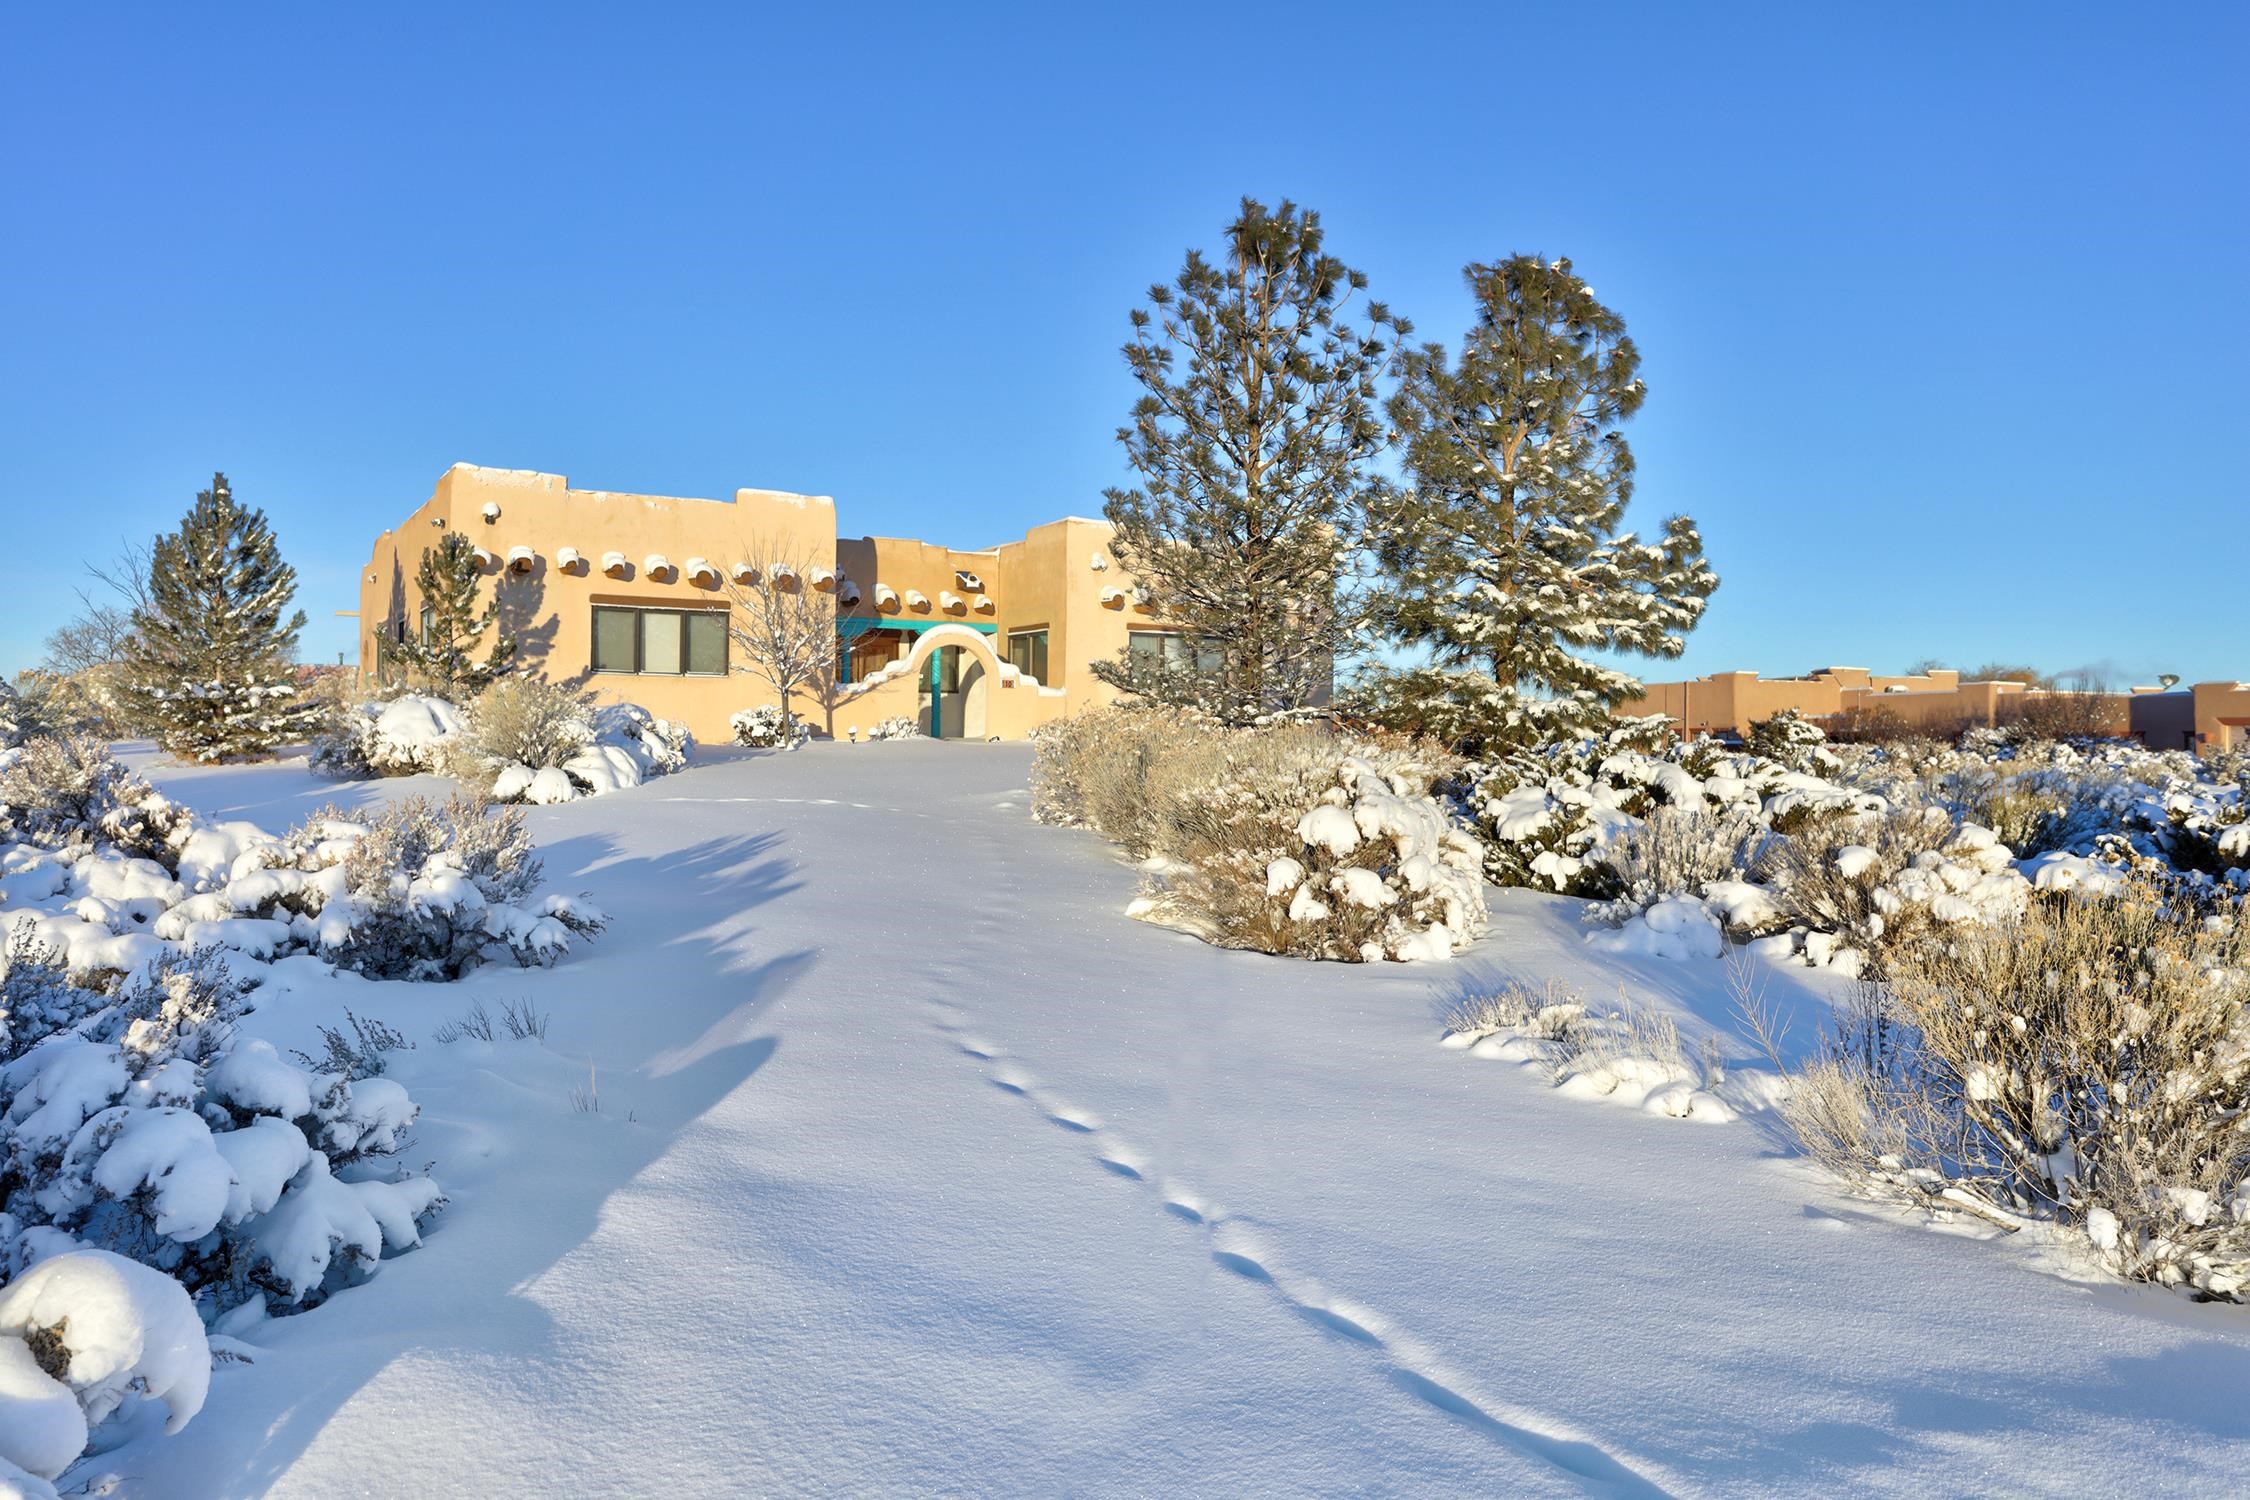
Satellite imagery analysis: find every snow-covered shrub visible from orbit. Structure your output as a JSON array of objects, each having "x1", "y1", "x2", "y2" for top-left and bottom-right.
[
  {"x1": 1744, "y1": 708, "x2": 1831, "y2": 770},
  {"x1": 0, "y1": 740, "x2": 604, "y2": 984},
  {"x1": 1440, "y1": 977, "x2": 1737, "y2": 1121},
  {"x1": 461, "y1": 681, "x2": 693, "y2": 804},
  {"x1": 309, "y1": 694, "x2": 465, "y2": 779},
  {"x1": 0, "y1": 736, "x2": 192, "y2": 870},
  {"x1": 1035, "y1": 712, "x2": 1481, "y2": 962},
  {"x1": 1152, "y1": 749, "x2": 1486, "y2": 962},
  {"x1": 460, "y1": 676, "x2": 593, "y2": 798},
  {"x1": 730, "y1": 705, "x2": 811, "y2": 751},
  {"x1": 1783, "y1": 880, "x2": 2250, "y2": 1297},
  {"x1": 1588, "y1": 806, "x2": 1769, "y2": 924},
  {"x1": 0, "y1": 938, "x2": 443, "y2": 1381},
  {"x1": 290, "y1": 1009, "x2": 413, "y2": 1080},
  {"x1": 1747, "y1": 803, "x2": 2024, "y2": 978},
  {"x1": 197, "y1": 794, "x2": 608, "y2": 980},
  {"x1": 1465, "y1": 733, "x2": 1851, "y2": 896},
  {"x1": 0, "y1": 1248, "x2": 210, "y2": 1484},
  {"x1": 862, "y1": 716, "x2": 924, "y2": 742}
]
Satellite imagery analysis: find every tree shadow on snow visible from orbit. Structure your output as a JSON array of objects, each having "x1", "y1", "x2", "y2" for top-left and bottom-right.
[
  {"x1": 143, "y1": 829, "x2": 812, "y2": 1498},
  {"x1": 1663, "y1": 1326, "x2": 2250, "y2": 1489}
]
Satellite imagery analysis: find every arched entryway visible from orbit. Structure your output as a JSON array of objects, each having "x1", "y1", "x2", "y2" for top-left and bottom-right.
[
  {"x1": 871, "y1": 624, "x2": 1002, "y2": 740},
  {"x1": 917, "y1": 644, "x2": 989, "y2": 739}
]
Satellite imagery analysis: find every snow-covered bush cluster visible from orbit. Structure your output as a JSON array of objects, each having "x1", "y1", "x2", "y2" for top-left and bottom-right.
[
  {"x1": 1785, "y1": 878, "x2": 2250, "y2": 1300},
  {"x1": 1466, "y1": 724, "x2": 2246, "y2": 976},
  {"x1": 312, "y1": 681, "x2": 692, "y2": 805},
  {"x1": 730, "y1": 705, "x2": 810, "y2": 751},
  {"x1": 859, "y1": 716, "x2": 923, "y2": 742},
  {"x1": 1439, "y1": 977, "x2": 1771, "y2": 1123},
  {"x1": 3, "y1": 738, "x2": 605, "y2": 984},
  {"x1": 0, "y1": 937, "x2": 442, "y2": 1484},
  {"x1": 1033, "y1": 708, "x2": 1484, "y2": 961},
  {"x1": 310, "y1": 693, "x2": 463, "y2": 779}
]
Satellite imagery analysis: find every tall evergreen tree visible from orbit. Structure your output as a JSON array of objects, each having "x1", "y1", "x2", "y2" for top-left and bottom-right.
[
  {"x1": 388, "y1": 531, "x2": 516, "y2": 696},
  {"x1": 1366, "y1": 256, "x2": 1717, "y2": 754},
  {"x1": 1095, "y1": 198, "x2": 1403, "y2": 723},
  {"x1": 123, "y1": 473, "x2": 319, "y2": 761}
]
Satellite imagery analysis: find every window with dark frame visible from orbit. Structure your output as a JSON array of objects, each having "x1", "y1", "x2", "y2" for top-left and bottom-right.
[
  {"x1": 1127, "y1": 630, "x2": 1221, "y2": 684},
  {"x1": 1007, "y1": 627, "x2": 1050, "y2": 685},
  {"x1": 591, "y1": 605, "x2": 729, "y2": 676}
]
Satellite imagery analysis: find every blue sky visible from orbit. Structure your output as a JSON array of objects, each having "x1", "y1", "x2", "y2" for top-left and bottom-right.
[{"x1": 4, "y1": 3, "x2": 2243, "y2": 685}]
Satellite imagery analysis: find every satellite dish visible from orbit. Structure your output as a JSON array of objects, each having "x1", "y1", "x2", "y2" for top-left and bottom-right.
[{"x1": 2159, "y1": 673, "x2": 2180, "y2": 690}]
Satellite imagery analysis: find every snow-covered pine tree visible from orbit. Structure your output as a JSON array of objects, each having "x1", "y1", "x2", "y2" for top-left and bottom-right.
[
  {"x1": 388, "y1": 532, "x2": 516, "y2": 697},
  {"x1": 1366, "y1": 257, "x2": 1716, "y2": 754},
  {"x1": 0, "y1": 676, "x2": 28, "y2": 749},
  {"x1": 1094, "y1": 198, "x2": 1403, "y2": 724},
  {"x1": 123, "y1": 472, "x2": 320, "y2": 761}
]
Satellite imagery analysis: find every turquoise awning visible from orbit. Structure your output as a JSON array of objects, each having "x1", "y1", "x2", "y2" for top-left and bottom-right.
[{"x1": 836, "y1": 616, "x2": 997, "y2": 638}]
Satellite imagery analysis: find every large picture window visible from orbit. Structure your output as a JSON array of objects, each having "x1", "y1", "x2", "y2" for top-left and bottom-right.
[
  {"x1": 1007, "y1": 628, "x2": 1049, "y2": 685},
  {"x1": 592, "y1": 605, "x2": 728, "y2": 676},
  {"x1": 1128, "y1": 630, "x2": 1220, "y2": 684}
]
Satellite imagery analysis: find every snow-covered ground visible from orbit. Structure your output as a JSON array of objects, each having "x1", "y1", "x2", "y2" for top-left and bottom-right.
[{"x1": 106, "y1": 742, "x2": 2250, "y2": 1496}]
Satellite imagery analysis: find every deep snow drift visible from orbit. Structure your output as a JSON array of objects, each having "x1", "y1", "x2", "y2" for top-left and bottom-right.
[{"x1": 86, "y1": 742, "x2": 2250, "y2": 1496}]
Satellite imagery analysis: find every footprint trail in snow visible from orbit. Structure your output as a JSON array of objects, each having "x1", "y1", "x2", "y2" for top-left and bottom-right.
[{"x1": 929, "y1": 1002, "x2": 1677, "y2": 1500}]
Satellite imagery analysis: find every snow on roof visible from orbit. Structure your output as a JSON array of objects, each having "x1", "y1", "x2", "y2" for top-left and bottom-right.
[
  {"x1": 447, "y1": 463, "x2": 566, "y2": 490},
  {"x1": 734, "y1": 488, "x2": 835, "y2": 510}
]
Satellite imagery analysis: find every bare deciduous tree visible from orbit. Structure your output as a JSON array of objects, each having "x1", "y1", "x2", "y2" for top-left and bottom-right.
[{"x1": 723, "y1": 540, "x2": 840, "y2": 737}]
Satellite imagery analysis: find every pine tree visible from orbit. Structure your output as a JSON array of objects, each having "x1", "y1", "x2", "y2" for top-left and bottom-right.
[
  {"x1": 388, "y1": 531, "x2": 516, "y2": 697},
  {"x1": 1094, "y1": 198, "x2": 1403, "y2": 724},
  {"x1": 0, "y1": 676, "x2": 28, "y2": 749},
  {"x1": 123, "y1": 473, "x2": 319, "y2": 761},
  {"x1": 1365, "y1": 257, "x2": 1717, "y2": 755}
]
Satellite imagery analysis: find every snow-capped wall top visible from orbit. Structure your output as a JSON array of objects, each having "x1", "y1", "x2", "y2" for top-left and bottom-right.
[
  {"x1": 446, "y1": 463, "x2": 566, "y2": 492},
  {"x1": 734, "y1": 488, "x2": 835, "y2": 511}
]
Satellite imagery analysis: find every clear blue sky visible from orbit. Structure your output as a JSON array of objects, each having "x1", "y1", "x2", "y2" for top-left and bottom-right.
[{"x1": 4, "y1": 2, "x2": 2243, "y2": 685}]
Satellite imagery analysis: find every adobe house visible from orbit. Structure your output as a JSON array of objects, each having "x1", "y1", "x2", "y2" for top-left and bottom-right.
[
  {"x1": 355, "y1": 464, "x2": 1192, "y2": 742},
  {"x1": 1618, "y1": 665, "x2": 2243, "y2": 754},
  {"x1": 2194, "y1": 682, "x2": 2250, "y2": 751}
]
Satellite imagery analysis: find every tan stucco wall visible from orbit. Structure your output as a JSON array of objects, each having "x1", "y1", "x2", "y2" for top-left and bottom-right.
[
  {"x1": 360, "y1": 466, "x2": 1174, "y2": 743},
  {"x1": 2194, "y1": 682, "x2": 2250, "y2": 751},
  {"x1": 1619, "y1": 667, "x2": 2139, "y2": 743}
]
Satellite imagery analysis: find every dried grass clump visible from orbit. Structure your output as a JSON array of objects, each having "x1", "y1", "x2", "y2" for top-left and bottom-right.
[
  {"x1": 1590, "y1": 805, "x2": 1769, "y2": 919},
  {"x1": 458, "y1": 677, "x2": 595, "y2": 784},
  {"x1": 1781, "y1": 881, "x2": 2250, "y2": 1297}
]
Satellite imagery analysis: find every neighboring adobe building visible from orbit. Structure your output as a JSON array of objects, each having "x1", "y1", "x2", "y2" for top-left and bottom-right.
[
  {"x1": 354, "y1": 464, "x2": 1194, "y2": 743},
  {"x1": 1619, "y1": 666, "x2": 2250, "y2": 754}
]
